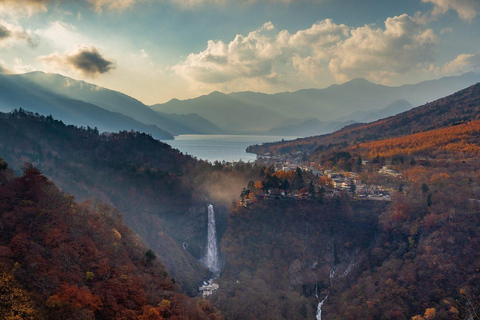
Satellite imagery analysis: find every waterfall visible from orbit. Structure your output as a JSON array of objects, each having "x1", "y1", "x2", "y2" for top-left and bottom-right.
[
  {"x1": 203, "y1": 204, "x2": 220, "y2": 274},
  {"x1": 316, "y1": 295, "x2": 328, "y2": 320}
]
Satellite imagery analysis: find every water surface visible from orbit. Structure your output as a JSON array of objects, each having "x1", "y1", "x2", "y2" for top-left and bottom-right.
[{"x1": 168, "y1": 134, "x2": 296, "y2": 163}]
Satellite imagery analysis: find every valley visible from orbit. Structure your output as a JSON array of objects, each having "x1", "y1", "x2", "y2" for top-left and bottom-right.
[
  {"x1": 1, "y1": 80, "x2": 480, "y2": 319},
  {"x1": 2, "y1": 0, "x2": 480, "y2": 318}
]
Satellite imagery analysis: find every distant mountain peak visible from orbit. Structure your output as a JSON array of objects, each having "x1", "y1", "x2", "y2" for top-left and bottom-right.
[
  {"x1": 208, "y1": 91, "x2": 227, "y2": 97},
  {"x1": 345, "y1": 78, "x2": 373, "y2": 85}
]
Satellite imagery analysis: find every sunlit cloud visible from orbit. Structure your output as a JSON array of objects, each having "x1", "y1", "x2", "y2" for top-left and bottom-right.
[
  {"x1": 440, "y1": 51, "x2": 480, "y2": 74},
  {"x1": 0, "y1": 0, "x2": 51, "y2": 17},
  {"x1": 173, "y1": 14, "x2": 438, "y2": 92},
  {"x1": 422, "y1": 0, "x2": 480, "y2": 22}
]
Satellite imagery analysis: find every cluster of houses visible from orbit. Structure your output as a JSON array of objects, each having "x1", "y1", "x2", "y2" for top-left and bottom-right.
[{"x1": 241, "y1": 157, "x2": 400, "y2": 204}]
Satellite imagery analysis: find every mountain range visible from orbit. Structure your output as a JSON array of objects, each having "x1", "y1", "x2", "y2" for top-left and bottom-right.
[
  {"x1": 2, "y1": 75, "x2": 480, "y2": 319},
  {"x1": 1, "y1": 71, "x2": 480, "y2": 140},
  {"x1": 153, "y1": 72, "x2": 480, "y2": 135},
  {"x1": 248, "y1": 80, "x2": 480, "y2": 159}
]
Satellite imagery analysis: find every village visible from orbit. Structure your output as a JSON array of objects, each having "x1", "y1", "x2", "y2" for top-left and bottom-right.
[{"x1": 238, "y1": 151, "x2": 404, "y2": 205}]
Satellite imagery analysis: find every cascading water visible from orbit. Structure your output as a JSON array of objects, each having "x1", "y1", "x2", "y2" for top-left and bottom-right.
[
  {"x1": 202, "y1": 204, "x2": 220, "y2": 274},
  {"x1": 316, "y1": 295, "x2": 328, "y2": 320}
]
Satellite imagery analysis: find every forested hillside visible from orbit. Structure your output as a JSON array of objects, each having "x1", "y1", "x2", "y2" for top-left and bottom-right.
[
  {"x1": 212, "y1": 199, "x2": 387, "y2": 319},
  {"x1": 0, "y1": 161, "x2": 222, "y2": 319},
  {"x1": 249, "y1": 81, "x2": 480, "y2": 156},
  {"x1": 0, "y1": 109, "x2": 264, "y2": 294},
  {"x1": 229, "y1": 82, "x2": 480, "y2": 319}
]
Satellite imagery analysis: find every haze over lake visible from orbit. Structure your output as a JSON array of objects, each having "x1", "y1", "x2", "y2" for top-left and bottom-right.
[{"x1": 168, "y1": 135, "x2": 297, "y2": 163}]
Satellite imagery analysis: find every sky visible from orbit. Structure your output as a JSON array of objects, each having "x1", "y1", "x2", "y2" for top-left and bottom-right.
[{"x1": 0, "y1": 0, "x2": 479, "y2": 104}]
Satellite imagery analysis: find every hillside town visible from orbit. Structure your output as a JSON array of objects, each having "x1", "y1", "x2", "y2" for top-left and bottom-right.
[{"x1": 239, "y1": 151, "x2": 404, "y2": 205}]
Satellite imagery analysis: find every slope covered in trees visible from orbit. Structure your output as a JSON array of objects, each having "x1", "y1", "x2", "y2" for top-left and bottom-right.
[
  {"x1": 225, "y1": 81, "x2": 480, "y2": 319},
  {"x1": 0, "y1": 161, "x2": 222, "y2": 319},
  {"x1": 249, "y1": 81, "x2": 480, "y2": 156},
  {"x1": 211, "y1": 199, "x2": 387, "y2": 320},
  {"x1": 0, "y1": 109, "x2": 264, "y2": 294},
  {"x1": 355, "y1": 119, "x2": 480, "y2": 159}
]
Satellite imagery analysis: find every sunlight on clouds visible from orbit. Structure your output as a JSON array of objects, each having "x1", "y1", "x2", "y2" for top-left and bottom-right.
[
  {"x1": 329, "y1": 14, "x2": 437, "y2": 82},
  {"x1": 422, "y1": 0, "x2": 480, "y2": 21},
  {"x1": 0, "y1": 0, "x2": 50, "y2": 17},
  {"x1": 173, "y1": 14, "x2": 438, "y2": 93},
  {"x1": 172, "y1": 21, "x2": 281, "y2": 87},
  {"x1": 12, "y1": 58, "x2": 36, "y2": 73},
  {"x1": 441, "y1": 51, "x2": 480, "y2": 74},
  {"x1": 36, "y1": 21, "x2": 87, "y2": 50}
]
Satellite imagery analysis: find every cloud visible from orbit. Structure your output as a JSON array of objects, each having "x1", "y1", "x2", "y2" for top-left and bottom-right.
[
  {"x1": 0, "y1": 24, "x2": 11, "y2": 40},
  {"x1": 86, "y1": 0, "x2": 138, "y2": 12},
  {"x1": 39, "y1": 46, "x2": 115, "y2": 77},
  {"x1": 440, "y1": 51, "x2": 480, "y2": 74},
  {"x1": 11, "y1": 58, "x2": 36, "y2": 73},
  {"x1": 172, "y1": 22, "x2": 281, "y2": 87},
  {"x1": 0, "y1": 0, "x2": 52, "y2": 17},
  {"x1": 36, "y1": 21, "x2": 84, "y2": 49},
  {"x1": 0, "y1": 20, "x2": 39, "y2": 48},
  {"x1": 0, "y1": 59, "x2": 10, "y2": 74},
  {"x1": 422, "y1": 0, "x2": 480, "y2": 21},
  {"x1": 328, "y1": 14, "x2": 437, "y2": 82},
  {"x1": 0, "y1": 0, "x2": 139, "y2": 15},
  {"x1": 173, "y1": 14, "x2": 437, "y2": 92}
]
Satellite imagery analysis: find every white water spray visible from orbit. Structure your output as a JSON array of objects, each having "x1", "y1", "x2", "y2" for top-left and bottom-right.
[
  {"x1": 316, "y1": 295, "x2": 328, "y2": 320},
  {"x1": 203, "y1": 204, "x2": 220, "y2": 274}
]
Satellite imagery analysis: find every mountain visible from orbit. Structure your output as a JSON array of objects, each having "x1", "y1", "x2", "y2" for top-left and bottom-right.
[
  {"x1": 0, "y1": 110, "x2": 263, "y2": 294},
  {"x1": 336, "y1": 99, "x2": 414, "y2": 124},
  {"x1": 0, "y1": 161, "x2": 222, "y2": 319},
  {"x1": 221, "y1": 81, "x2": 480, "y2": 319},
  {"x1": 3, "y1": 80, "x2": 480, "y2": 319},
  {"x1": 153, "y1": 73, "x2": 480, "y2": 134},
  {"x1": 152, "y1": 91, "x2": 292, "y2": 132},
  {"x1": 266, "y1": 117, "x2": 355, "y2": 137},
  {"x1": 0, "y1": 73, "x2": 174, "y2": 140},
  {"x1": 248, "y1": 81, "x2": 480, "y2": 156},
  {"x1": 265, "y1": 99, "x2": 412, "y2": 137},
  {"x1": 158, "y1": 112, "x2": 225, "y2": 134},
  {"x1": 8, "y1": 72, "x2": 221, "y2": 136}
]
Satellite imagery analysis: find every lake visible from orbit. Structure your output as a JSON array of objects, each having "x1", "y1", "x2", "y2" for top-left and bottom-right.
[{"x1": 167, "y1": 135, "x2": 297, "y2": 163}]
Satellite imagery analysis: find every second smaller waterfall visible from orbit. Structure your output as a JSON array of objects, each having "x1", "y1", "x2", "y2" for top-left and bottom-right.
[{"x1": 203, "y1": 204, "x2": 220, "y2": 274}]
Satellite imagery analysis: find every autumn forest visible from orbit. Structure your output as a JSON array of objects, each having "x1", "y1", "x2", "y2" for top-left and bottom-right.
[{"x1": 2, "y1": 82, "x2": 480, "y2": 320}]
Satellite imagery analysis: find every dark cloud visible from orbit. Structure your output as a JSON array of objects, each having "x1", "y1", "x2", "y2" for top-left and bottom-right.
[
  {"x1": 39, "y1": 46, "x2": 116, "y2": 77},
  {"x1": 67, "y1": 47, "x2": 115, "y2": 76},
  {"x1": 0, "y1": 25, "x2": 12, "y2": 40}
]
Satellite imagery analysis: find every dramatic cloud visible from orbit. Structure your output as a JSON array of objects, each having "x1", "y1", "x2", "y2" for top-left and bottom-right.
[
  {"x1": 422, "y1": 0, "x2": 480, "y2": 21},
  {"x1": 172, "y1": 22, "x2": 282, "y2": 86},
  {"x1": 0, "y1": 24, "x2": 11, "y2": 40},
  {"x1": 39, "y1": 46, "x2": 115, "y2": 77},
  {"x1": 441, "y1": 51, "x2": 480, "y2": 74},
  {"x1": 328, "y1": 14, "x2": 437, "y2": 82},
  {"x1": 173, "y1": 14, "x2": 437, "y2": 91}
]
